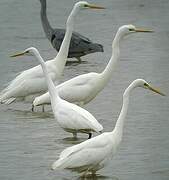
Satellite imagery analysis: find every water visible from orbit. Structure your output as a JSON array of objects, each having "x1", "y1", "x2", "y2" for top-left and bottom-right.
[{"x1": 0, "y1": 0, "x2": 169, "y2": 179}]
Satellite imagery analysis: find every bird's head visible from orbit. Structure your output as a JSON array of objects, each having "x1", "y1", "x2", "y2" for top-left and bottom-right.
[
  {"x1": 10, "y1": 47, "x2": 39, "y2": 57},
  {"x1": 74, "y1": 1, "x2": 105, "y2": 10},
  {"x1": 130, "y1": 79, "x2": 165, "y2": 96},
  {"x1": 118, "y1": 24, "x2": 153, "y2": 37}
]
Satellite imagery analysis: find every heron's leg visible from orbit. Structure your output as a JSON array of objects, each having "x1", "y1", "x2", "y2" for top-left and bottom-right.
[
  {"x1": 73, "y1": 132, "x2": 77, "y2": 138},
  {"x1": 42, "y1": 105, "x2": 45, "y2": 112},
  {"x1": 31, "y1": 104, "x2": 34, "y2": 112},
  {"x1": 76, "y1": 57, "x2": 82, "y2": 63},
  {"x1": 88, "y1": 133, "x2": 92, "y2": 139}
]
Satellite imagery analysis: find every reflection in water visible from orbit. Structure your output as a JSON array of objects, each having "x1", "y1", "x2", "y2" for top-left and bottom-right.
[
  {"x1": 76, "y1": 173, "x2": 119, "y2": 180},
  {"x1": 6, "y1": 107, "x2": 53, "y2": 120},
  {"x1": 55, "y1": 173, "x2": 119, "y2": 180},
  {"x1": 152, "y1": 169, "x2": 169, "y2": 175},
  {"x1": 66, "y1": 60, "x2": 88, "y2": 66},
  {"x1": 15, "y1": 35, "x2": 46, "y2": 40},
  {"x1": 58, "y1": 137, "x2": 87, "y2": 145}
]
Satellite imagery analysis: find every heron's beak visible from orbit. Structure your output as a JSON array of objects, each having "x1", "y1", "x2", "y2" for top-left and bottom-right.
[
  {"x1": 10, "y1": 52, "x2": 25, "y2": 58},
  {"x1": 87, "y1": 4, "x2": 105, "y2": 9},
  {"x1": 135, "y1": 28, "x2": 154, "y2": 33},
  {"x1": 147, "y1": 85, "x2": 165, "y2": 96}
]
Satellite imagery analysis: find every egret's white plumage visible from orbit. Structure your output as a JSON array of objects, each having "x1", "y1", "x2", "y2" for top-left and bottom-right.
[
  {"x1": 0, "y1": 1, "x2": 104, "y2": 104},
  {"x1": 11, "y1": 44, "x2": 103, "y2": 138},
  {"x1": 33, "y1": 25, "x2": 153, "y2": 108},
  {"x1": 51, "y1": 79, "x2": 165, "y2": 174}
]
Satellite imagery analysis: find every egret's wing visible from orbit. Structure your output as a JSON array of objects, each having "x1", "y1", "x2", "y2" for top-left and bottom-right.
[
  {"x1": 69, "y1": 103, "x2": 103, "y2": 132},
  {"x1": 33, "y1": 72, "x2": 98, "y2": 106},
  {"x1": 53, "y1": 133, "x2": 110, "y2": 169},
  {"x1": 53, "y1": 86, "x2": 103, "y2": 133},
  {"x1": 58, "y1": 72, "x2": 98, "y2": 102},
  {"x1": 1, "y1": 64, "x2": 43, "y2": 93},
  {"x1": 0, "y1": 67, "x2": 40, "y2": 102},
  {"x1": 60, "y1": 133, "x2": 109, "y2": 159},
  {"x1": 0, "y1": 61, "x2": 57, "y2": 102}
]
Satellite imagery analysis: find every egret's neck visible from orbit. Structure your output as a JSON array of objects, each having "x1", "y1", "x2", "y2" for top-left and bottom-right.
[
  {"x1": 40, "y1": 0, "x2": 53, "y2": 40},
  {"x1": 53, "y1": 6, "x2": 78, "y2": 72},
  {"x1": 100, "y1": 31, "x2": 122, "y2": 84},
  {"x1": 113, "y1": 83, "x2": 134, "y2": 139},
  {"x1": 33, "y1": 50, "x2": 60, "y2": 104}
]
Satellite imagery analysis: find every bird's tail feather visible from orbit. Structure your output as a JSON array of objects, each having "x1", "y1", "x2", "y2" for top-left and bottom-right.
[
  {"x1": 1, "y1": 98, "x2": 16, "y2": 105},
  {"x1": 0, "y1": 91, "x2": 11, "y2": 104},
  {"x1": 51, "y1": 158, "x2": 65, "y2": 170}
]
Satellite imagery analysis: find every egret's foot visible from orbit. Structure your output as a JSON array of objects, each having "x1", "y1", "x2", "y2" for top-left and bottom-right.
[
  {"x1": 88, "y1": 133, "x2": 92, "y2": 139},
  {"x1": 76, "y1": 57, "x2": 82, "y2": 63}
]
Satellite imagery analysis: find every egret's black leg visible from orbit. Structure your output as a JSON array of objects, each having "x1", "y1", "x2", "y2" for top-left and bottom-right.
[
  {"x1": 88, "y1": 133, "x2": 92, "y2": 139},
  {"x1": 42, "y1": 105, "x2": 45, "y2": 112},
  {"x1": 31, "y1": 104, "x2": 34, "y2": 112},
  {"x1": 76, "y1": 57, "x2": 82, "y2": 63}
]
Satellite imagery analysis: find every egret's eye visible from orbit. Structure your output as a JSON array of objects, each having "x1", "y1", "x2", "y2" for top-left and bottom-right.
[
  {"x1": 84, "y1": 4, "x2": 88, "y2": 7},
  {"x1": 25, "y1": 50, "x2": 29, "y2": 53},
  {"x1": 144, "y1": 83, "x2": 148, "y2": 86},
  {"x1": 129, "y1": 28, "x2": 134, "y2": 32}
]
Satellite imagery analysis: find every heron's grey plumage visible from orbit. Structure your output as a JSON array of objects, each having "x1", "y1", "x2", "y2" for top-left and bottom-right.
[{"x1": 39, "y1": 0, "x2": 104, "y2": 61}]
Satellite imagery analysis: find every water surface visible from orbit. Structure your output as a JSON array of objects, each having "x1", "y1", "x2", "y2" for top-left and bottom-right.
[{"x1": 0, "y1": 0, "x2": 169, "y2": 180}]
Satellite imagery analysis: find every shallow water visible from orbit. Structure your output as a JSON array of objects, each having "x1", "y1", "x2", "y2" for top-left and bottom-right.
[{"x1": 0, "y1": 0, "x2": 169, "y2": 179}]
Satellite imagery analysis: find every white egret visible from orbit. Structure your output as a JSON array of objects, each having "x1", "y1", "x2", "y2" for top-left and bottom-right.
[
  {"x1": 33, "y1": 25, "x2": 153, "y2": 109},
  {"x1": 10, "y1": 47, "x2": 103, "y2": 138},
  {"x1": 51, "y1": 79, "x2": 165, "y2": 174},
  {"x1": 0, "y1": 1, "x2": 105, "y2": 105}
]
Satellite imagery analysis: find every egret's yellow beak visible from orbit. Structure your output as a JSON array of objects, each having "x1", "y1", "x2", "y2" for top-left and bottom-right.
[
  {"x1": 147, "y1": 85, "x2": 165, "y2": 96},
  {"x1": 10, "y1": 52, "x2": 25, "y2": 58},
  {"x1": 135, "y1": 28, "x2": 154, "y2": 33},
  {"x1": 87, "y1": 4, "x2": 105, "y2": 9}
]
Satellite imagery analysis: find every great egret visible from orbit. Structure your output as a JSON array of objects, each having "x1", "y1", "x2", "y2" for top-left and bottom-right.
[
  {"x1": 0, "y1": 1, "x2": 104, "y2": 105},
  {"x1": 33, "y1": 25, "x2": 153, "y2": 109},
  {"x1": 39, "y1": 0, "x2": 104, "y2": 62},
  {"x1": 10, "y1": 47, "x2": 103, "y2": 138},
  {"x1": 51, "y1": 79, "x2": 165, "y2": 174}
]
